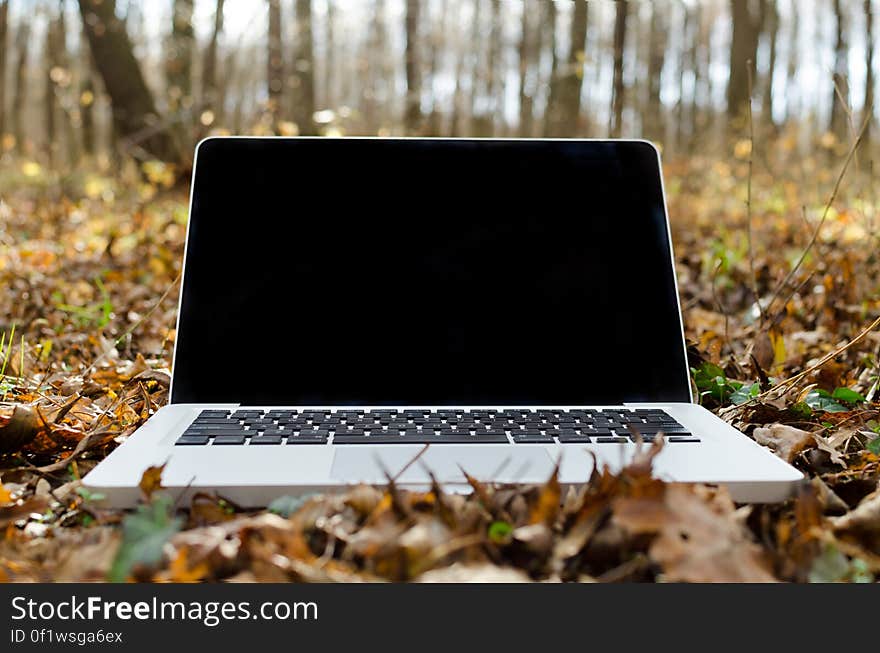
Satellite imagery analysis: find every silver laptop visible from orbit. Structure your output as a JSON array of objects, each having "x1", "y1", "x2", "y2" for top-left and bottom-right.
[{"x1": 84, "y1": 138, "x2": 802, "y2": 506}]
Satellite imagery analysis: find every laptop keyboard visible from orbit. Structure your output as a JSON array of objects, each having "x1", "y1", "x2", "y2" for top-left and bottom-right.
[{"x1": 175, "y1": 408, "x2": 700, "y2": 446}]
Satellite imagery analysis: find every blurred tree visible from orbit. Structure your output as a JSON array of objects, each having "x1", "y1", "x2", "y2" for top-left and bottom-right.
[
  {"x1": 863, "y1": 0, "x2": 874, "y2": 145},
  {"x1": 291, "y1": 0, "x2": 316, "y2": 135},
  {"x1": 79, "y1": 30, "x2": 95, "y2": 156},
  {"x1": 44, "y1": 2, "x2": 62, "y2": 164},
  {"x1": 361, "y1": 0, "x2": 384, "y2": 130},
  {"x1": 675, "y1": 7, "x2": 691, "y2": 150},
  {"x1": 830, "y1": 0, "x2": 850, "y2": 137},
  {"x1": 517, "y1": 1, "x2": 534, "y2": 137},
  {"x1": 201, "y1": 0, "x2": 225, "y2": 125},
  {"x1": 760, "y1": 0, "x2": 778, "y2": 129},
  {"x1": 166, "y1": 0, "x2": 194, "y2": 113},
  {"x1": 727, "y1": 0, "x2": 759, "y2": 122},
  {"x1": 610, "y1": 0, "x2": 628, "y2": 138},
  {"x1": 78, "y1": 0, "x2": 179, "y2": 163},
  {"x1": 404, "y1": 0, "x2": 421, "y2": 134},
  {"x1": 542, "y1": 1, "x2": 558, "y2": 137},
  {"x1": 267, "y1": 0, "x2": 283, "y2": 124},
  {"x1": 11, "y1": 18, "x2": 27, "y2": 151},
  {"x1": 645, "y1": 3, "x2": 668, "y2": 142},
  {"x1": 486, "y1": 0, "x2": 502, "y2": 135},
  {"x1": 424, "y1": 0, "x2": 448, "y2": 135},
  {"x1": 546, "y1": 0, "x2": 588, "y2": 137},
  {"x1": 323, "y1": 0, "x2": 335, "y2": 110},
  {"x1": 0, "y1": 0, "x2": 8, "y2": 138},
  {"x1": 449, "y1": 0, "x2": 469, "y2": 136}
]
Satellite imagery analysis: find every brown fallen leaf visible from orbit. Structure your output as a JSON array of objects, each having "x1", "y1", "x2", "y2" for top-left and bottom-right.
[
  {"x1": 753, "y1": 423, "x2": 816, "y2": 462},
  {"x1": 812, "y1": 433, "x2": 846, "y2": 467},
  {"x1": 0, "y1": 404, "x2": 43, "y2": 454},
  {"x1": 832, "y1": 490, "x2": 880, "y2": 543},
  {"x1": 529, "y1": 464, "x2": 561, "y2": 527},
  {"x1": 139, "y1": 463, "x2": 167, "y2": 501},
  {"x1": 614, "y1": 484, "x2": 777, "y2": 582},
  {"x1": 187, "y1": 492, "x2": 238, "y2": 528}
]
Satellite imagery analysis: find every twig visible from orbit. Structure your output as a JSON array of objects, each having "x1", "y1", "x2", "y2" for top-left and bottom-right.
[
  {"x1": 710, "y1": 258, "x2": 732, "y2": 358},
  {"x1": 391, "y1": 444, "x2": 431, "y2": 483},
  {"x1": 745, "y1": 61, "x2": 766, "y2": 324}
]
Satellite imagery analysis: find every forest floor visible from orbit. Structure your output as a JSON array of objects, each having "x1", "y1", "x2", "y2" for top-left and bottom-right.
[{"x1": 1, "y1": 139, "x2": 880, "y2": 583}]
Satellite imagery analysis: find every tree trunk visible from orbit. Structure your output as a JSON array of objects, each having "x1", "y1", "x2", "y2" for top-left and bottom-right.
[
  {"x1": 0, "y1": 0, "x2": 8, "y2": 138},
  {"x1": 77, "y1": 0, "x2": 178, "y2": 162},
  {"x1": 830, "y1": 0, "x2": 849, "y2": 138},
  {"x1": 362, "y1": 0, "x2": 384, "y2": 132},
  {"x1": 449, "y1": 0, "x2": 469, "y2": 136},
  {"x1": 404, "y1": 0, "x2": 421, "y2": 134},
  {"x1": 201, "y1": 0, "x2": 225, "y2": 122},
  {"x1": 760, "y1": 0, "x2": 778, "y2": 130},
  {"x1": 486, "y1": 0, "x2": 502, "y2": 134},
  {"x1": 863, "y1": 0, "x2": 874, "y2": 145},
  {"x1": 45, "y1": 2, "x2": 70, "y2": 166},
  {"x1": 11, "y1": 20, "x2": 27, "y2": 151},
  {"x1": 610, "y1": 0, "x2": 628, "y2": 137},
  {"x1": 541, "y1": 1, "x2": 559, "y2": 136},
  {"x1": 291, "y1": 0, "x2": 316, "y2": 135},
  {"x1": 675, "y1": 7, "x2": 690, "y2": 151},
  {"x1": 544, "y1": 0, "x2": 587, "y2": 137},
  {"x1": 80, "y1": 52, "x2": 96, "y2": 155},
  {"x1": 727, "y1": 0, "x2": 759, "y2": 122},
  {"x1": 784, "y1": 0, "x2": 798, "y2": 124},
  {"x1": 645, "y1": 4, "x2": 667, "y2": 142},
  {"x1": 324, "y1": 0, "x2": 335, "y2": 110},
  {"x1": 517, "y1": 2, "x2": 533, "y2": 136},
  {"x1": 166, "y1": 0, "x2": 194, "y2": 112},
  {"x1": 267, "y1": 0, "x2": 283, "y2": 124}
]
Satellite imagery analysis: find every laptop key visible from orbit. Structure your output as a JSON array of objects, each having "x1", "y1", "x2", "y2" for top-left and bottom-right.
[
  {"x1": 668, "y1": 436, "x2": 701, "y2": 443},
  {"x1": 213, "y1": 434, "x2": 246, "y2": 445},
  {"x1": 176, "y1": 435, "x2": 210, "y2": 445},
  {"x1": 512, "y1": 431, "x2": 554, "y2": 443},
  {"x1": 596, "y1": 437, "x2": 629, "y2": 443},
  {"x1": 287, "y1": 434, "x2": 328, "y2": 444},
  {"x1": 250, "y1": 435, "x2": 283, "y2": 445},
  {"x1": 557, "y1": 431, "x2": 591, "y2": 443}
]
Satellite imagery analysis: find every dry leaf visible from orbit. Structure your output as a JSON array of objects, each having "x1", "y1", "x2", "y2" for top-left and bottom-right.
[
  {"x1": 753, "y1": 424, "x2": 816, "y2": 462},
  {"x1": 138, "y1": 464, "x2": 167, "y2": 501}
]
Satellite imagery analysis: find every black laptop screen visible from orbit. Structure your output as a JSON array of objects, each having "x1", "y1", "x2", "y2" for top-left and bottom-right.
[{"x1": 171, "y1": 139, "x2": 690, "y2": 405}]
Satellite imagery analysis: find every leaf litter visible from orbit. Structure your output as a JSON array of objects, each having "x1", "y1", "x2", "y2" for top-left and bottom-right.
[{"x1": 2, "y1": 145, "x2": 880, "y2": 582}]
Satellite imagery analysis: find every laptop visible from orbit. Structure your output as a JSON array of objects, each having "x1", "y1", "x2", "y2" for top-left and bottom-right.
[{"x1": 84, "y1": 138, "x2": 802, "y2": 507}]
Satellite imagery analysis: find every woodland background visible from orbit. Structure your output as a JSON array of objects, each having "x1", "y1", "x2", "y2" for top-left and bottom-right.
[{"x1": 1, "y1": 0, "x2": 880, "y2": 583}]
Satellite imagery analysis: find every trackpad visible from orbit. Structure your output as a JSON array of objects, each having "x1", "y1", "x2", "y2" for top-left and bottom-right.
[{"x1": 331, "y1": 446, "x2": 555, "y2": 485}]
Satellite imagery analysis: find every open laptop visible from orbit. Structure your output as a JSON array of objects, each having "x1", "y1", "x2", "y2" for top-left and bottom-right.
[{"x1": 84, "y1": 138, "x2": 802, "y2": 507}]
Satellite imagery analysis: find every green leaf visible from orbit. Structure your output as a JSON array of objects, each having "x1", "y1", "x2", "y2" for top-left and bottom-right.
[
  {"x1": 108, "y1": 495, "x2": 181, "y2": 582},
  {"x1": 488, "y1": 520, "x2": 513, "y2": 544},
  {"x1": 804, "y1": 390, "x2": 847, "y2": 413},
  {"x1": 731, "y1": 382, "x2": 760, "y2": 405},
  {"x1": 75, "y1": 486, "x2": 106, "y2": 503},
  {"x1": 267, "y1": 493, "x2": 316, "y2": 518},
  {"x1": 831, "y1": 387, "x2": 866, "y2": 405},
  {"x1": 867, "y1": 436, "x2": 880, "y2": 456},
  {"x1": 790, "y1": 402, "x2": 813, "y2": 419}
]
